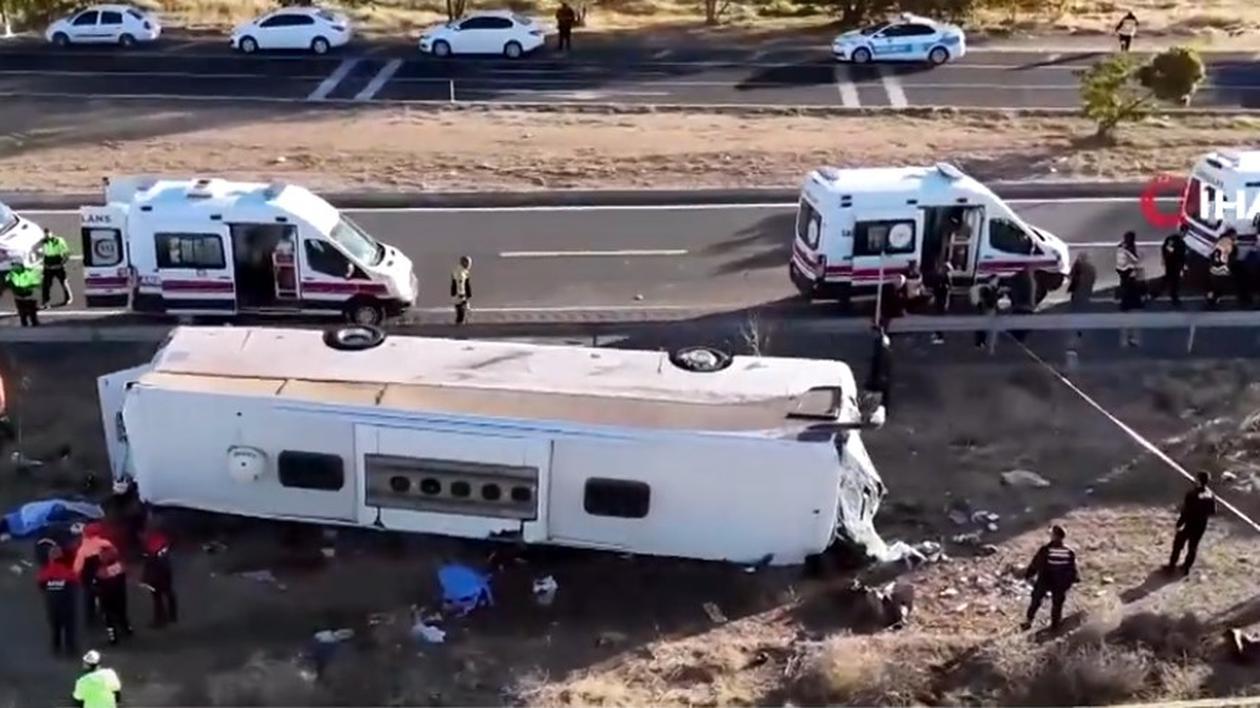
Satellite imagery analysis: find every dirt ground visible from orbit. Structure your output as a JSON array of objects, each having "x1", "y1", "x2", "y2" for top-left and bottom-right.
[
  {"x1": 2, "y1": 101, "x2": 1256, "y2": 195},
  {"x1": 1, "y1": 329, "x2": 1260, "y2": 706}
]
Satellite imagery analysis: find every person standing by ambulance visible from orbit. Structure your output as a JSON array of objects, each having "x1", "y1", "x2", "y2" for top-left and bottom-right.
[
  {"x1": 450, "y1": 256, "x2": 472, "y2": 325},
  {"x1": 1206, "y1": 232, "x2": 1235, "y2": 309},
  {"x1": 38, "y1": 543, "x2": 80, "y2": 657},
  {"x1": 38, "y1": 228, "x2": 73, "y2": 308},
  {"x1": 5, "y1": 261, "x2": 41, "y2": 326}
]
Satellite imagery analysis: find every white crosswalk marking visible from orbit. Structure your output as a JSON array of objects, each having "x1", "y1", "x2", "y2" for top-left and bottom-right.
[
  {"x1": 835, "y1": 65, "x2": 859, "y2": 107},
  {"x1": 307, "y1": 58, "x2": 359, "y2": 101},
  {"x1": 877, "y1": 64, "x2": 908, "y2": 107},
  {"x1": 354, "y1": 58, "x2": 402, "y2": 101}
]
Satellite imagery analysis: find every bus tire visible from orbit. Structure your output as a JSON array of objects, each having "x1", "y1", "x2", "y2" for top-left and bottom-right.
[
  {"x1": 323, "y1": 325, "x2": 386, "y2": 351},
  {"x1": 669, "y1": 346, "x2": 733, "y2": 372},
  {"x1": 345, "y1": 297, "x2": 385, "y2": 326}
]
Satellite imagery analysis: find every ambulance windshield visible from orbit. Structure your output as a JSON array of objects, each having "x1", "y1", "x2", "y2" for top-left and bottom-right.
[
  {"x1": 0, "y1": 204, "x2": 16, "y2": 237},
  {"x1": 330, "y1": 216, "x2": 384, "y2": 266}
]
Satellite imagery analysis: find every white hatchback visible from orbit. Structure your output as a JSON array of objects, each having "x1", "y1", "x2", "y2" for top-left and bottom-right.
[
  {"x1": 418, "y1": 11, "x2": 546, "y2": 59},
  {"x1": 231, "y1": 7, "x2": 352, "y2": 54},
  {"x1": 45, "y1": 4, "x2": 161, "y2": 48}
]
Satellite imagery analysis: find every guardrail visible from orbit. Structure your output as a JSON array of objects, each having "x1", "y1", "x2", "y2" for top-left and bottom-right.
[{"x1": 2, "y1": 310, "x2": 1260, "y2": 348}]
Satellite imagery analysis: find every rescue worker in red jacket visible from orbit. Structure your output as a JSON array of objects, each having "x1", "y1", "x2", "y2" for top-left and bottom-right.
[
  {"x1": 38, "y1": 544, "x2": 80, "y2": 656},
  {"x1": 1021, "y1": 524, "x2": 1079, "y2": 632},
  {"x1": 73, "y1": 524, "x2": 116, "y2": 628},
  {"x1": 140, "y1": 525, "x2": 178, "y2": 627},
  {"x1": 94, "y1": 544, "x2": 133, "y2": 645}
]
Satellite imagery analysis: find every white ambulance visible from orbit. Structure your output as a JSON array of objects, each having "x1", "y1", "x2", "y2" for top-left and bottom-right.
[
  {"x1": 1179, "y1": 149, "x2": 1260, "y2": 257},
  {"x1": 0, "y1": 201, "x2": 46, "y2": 273},
  {"x1": 789, "y1": 163, "x2": 1070, "y2": 304},
  {"x1": 81, "y1": 177, "x2": 418, "y2": 325}
]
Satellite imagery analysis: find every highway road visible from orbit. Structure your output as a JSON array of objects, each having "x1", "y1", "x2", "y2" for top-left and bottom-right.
[
  {"x1": 0, "y1": 38, "x2": 1257, "y2": 109},
  {"x1": 11, "y1": 194, "x2": 1173, "y2": 323}
]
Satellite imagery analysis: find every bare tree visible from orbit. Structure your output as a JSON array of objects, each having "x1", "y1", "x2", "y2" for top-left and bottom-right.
[
  {"x1": 703, "y1": 0, "x2": 733, "y2": 25},
  {"x1": 740, "y1": 311, "x2": 775, "y2": 357},
  {"x1": 446, "y1": 0, "x2": 468, "y2": 22}
]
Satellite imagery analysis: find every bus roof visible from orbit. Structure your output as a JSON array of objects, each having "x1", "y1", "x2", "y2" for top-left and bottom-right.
[{"x1": 139, "y1": 327, "x2": 860, "y2": 432}]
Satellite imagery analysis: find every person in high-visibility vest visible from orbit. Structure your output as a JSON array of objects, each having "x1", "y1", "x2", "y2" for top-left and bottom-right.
[
  {"x1": 38, "y1": 228, "x2": 73, "y2": 307},
  {"x1": 450, "y1": 255, "x2": 472, "y2": 325},
  {"x1": 72, "y1": 649, "x2": 122, "y2": 708},
  {"x1": 5, "y1": 261, "x2": 41, "y2": 327}
]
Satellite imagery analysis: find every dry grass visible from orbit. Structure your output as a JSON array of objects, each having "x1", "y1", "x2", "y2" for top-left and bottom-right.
[
  {"x1": 789, "y1": 634, "x2": 961, "y2": 706},
  {"x1": 4, "y1": 103, "x2": 1260, "y2": 194}
]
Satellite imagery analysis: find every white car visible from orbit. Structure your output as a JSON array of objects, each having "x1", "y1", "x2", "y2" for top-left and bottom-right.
[
  {"x1": 832, "y1": 13, "x2": 965, "y2": 66},
  {"x1": 231, "y1": 7, "x2": 352, "y2": 54},
  {"x1": 0, "y1": 202, "x2": 46, "y2": 272},
  {"x1": 418, "y1": 11, "x2": 546, "y2": 59},
  {"x1": 45, "y1": 4, "x2": 161, "y2": 48}
]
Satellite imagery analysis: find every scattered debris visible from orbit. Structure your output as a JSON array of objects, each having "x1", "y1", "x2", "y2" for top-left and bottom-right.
[
  {"x1": 971, "y1": 510, "x2": 1000, "y2": 525},
  {"x1": 1102, "y1": 576, "x2": 1115, "y2": 585},
  {"x1": 238, "y1": 569, "x2": 287, "y2": 591},
  {"x1": 314, "y1": 628, "x2": 354, "y2": 644},
  {"x1": 986, "y1": 522, "x2": 999, "y2": 533},
  {"x1": 951, "y1": 532, "x2": 982, "y2": 546},
  {"x1": 9, "y1": 563, "x2": 23, "y2": 575},
  {"x1": 596, "y1": 631, "x2": 628, "y2": 648},
  {"x1": 948, "y1": 509, "x2": 970, "y2": 526},
  {"x1": 979, "y1": 544, "x2": 1000, "y2": 557},
  {"x1": 939, "y1": 587, "x2": 960, "y2": 599},
  {"x1": 702, "y1": 602, "x2": 728, "y2": 624},
  {"x1": 532, "y1": 576, "x2": 559, "y2": 607},
  {"x1": 1222, "y1": 471, "x2": 1239, "y2": 483},
  {"x1": 411, "y1": 621, "x2": 447, "y2": 644},
  {"x1": 1001, "y1": 469, "x2": 1051, "y2": 488},
  {"x1": 201, "y1": 540, "x2": 227, "y2": 554}
]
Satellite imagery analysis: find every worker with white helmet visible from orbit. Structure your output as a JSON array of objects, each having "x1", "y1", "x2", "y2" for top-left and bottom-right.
[{"x1": 73, "y1": 649, "x2": 121, "y2": 708}]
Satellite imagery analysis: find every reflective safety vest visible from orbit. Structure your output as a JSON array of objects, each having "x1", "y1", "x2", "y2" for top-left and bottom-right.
[
  {"x1": 73, "y1": 667, "x2": 122, "y2": 708},
  {"x1": 451, "y1": 267, "x2": 471, "y2": 300},
  {"x1": 5, "y1": 268, "x2": 39, "y2": 297},
  {"x1": 41, "y1": 235, "x2": 70, "y2": 266}
]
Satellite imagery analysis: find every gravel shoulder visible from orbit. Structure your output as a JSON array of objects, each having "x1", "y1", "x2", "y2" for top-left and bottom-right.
[{"x1": 1, "y1": 99, "x2": 1256, "y2": 196}]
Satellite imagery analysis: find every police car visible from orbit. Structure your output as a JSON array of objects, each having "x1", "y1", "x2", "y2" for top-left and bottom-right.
[{"x1": 832, "y1": 13, "x2": 966, "y2": 66}]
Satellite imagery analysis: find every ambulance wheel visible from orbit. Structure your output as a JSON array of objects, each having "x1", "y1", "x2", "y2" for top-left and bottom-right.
[
  {"x1": 345, "y1": 298, "x2": 385, "y2": 326},
  {"x1": 851, "y1": 47, "x2": 871, "y2": 64},
  {"x1": 928, "y1": 46, "x2": 949, "y2": 65},
  {"x1": 323, "y1": 325, "x2": 386, "y2": 351},
  {"x1": 670, "y1": 346, "x2": 733, "y2": 372}
]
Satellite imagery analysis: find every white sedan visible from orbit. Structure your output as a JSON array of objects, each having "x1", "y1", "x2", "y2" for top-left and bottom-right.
[
  {"x1": 832, "y1": 13, "x2": 966, "y2": 66},
  {"x1": 231, "y1": 7, "x2": 352, "y2": 54},
  {"x1": 418, "y1": 11, "x2": 546, "y2": 59},
  {"x1": 45, "y1": 4, "x2": 161, "y2": 48}
]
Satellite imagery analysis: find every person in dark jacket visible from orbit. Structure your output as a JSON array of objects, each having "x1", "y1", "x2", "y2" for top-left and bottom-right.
[
  {"x1": 1160, "y1": 231, "x2": 1187, "y2": 308},
  {"x1": 1067, "y1": 252, "x2": 1096, "y2": 346},
  {"x1": 1009, "y1": 267, "x2": 1037, "y2": 343},
  {"x1": 1115, "y1": 11, "x2": 1138, "y2": 52},
  {"x1": 971, "y1": 280, "x2": 1000, "y2": 349},
  {"x1": 864, "y1": 327, "x2": 892, "y2": 416},
  {"x1": 1021, "y1": 525, "x2": 1079, "y2": 632},
  {"x1": 94, "y1": 544, "x2": 132, "y2": 645},
  {"x1": 37, "y1": 544, "x2": 79, "y2": 656},
  {"x1": 140, "y1": 524, "x2": 178, "y2": 627},
  {"x1": 1168, "y1": 472, "x2": 1217, "y2": 576},
  {"x1": 450, "y1": 255, "x2": 472, "y2": 325},
  {"x1": 555, "y1": 2, "x2": 576, "y2": 52}
]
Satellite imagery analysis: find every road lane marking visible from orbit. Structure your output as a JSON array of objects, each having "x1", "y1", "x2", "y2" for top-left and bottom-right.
[
  {"x1": 307, "y1": 58, "x2": 359, "y2": 101},
  {"x1": 0, "y1": 69, "x2": 327, "y2": 79},
  {"x1": 354, "y1": 58, "x2": 401, "y2": 101},
  {"x1": 835, "y1": 65, "x2": 859, "y2": 107},
  {"x1": 877, "y1": 65, "x2": 908, "y2": 107},
  {"x1": 499, "y1": 249, "x2": 688, "y2": 258}
]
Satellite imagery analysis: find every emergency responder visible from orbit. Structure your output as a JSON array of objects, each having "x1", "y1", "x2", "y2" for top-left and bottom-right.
[
  {"x1": 1116, "y1": 231, "x2": 1143, "y2": 346},
  {"x1": 38, "y1": 228, "x2": 73, "y2": 307},
  {"x1": 1160, "y1": 231, "x2": 1187, "y2": 308},
  {"x1": 140, "y1": 522, "x2": 177, "y2": 627},
  {"x1": 73, "y1": 650, "x2": 122, "y2": 708},
  {"x1": 450, "y1": 256, "x2": 472, "y2": 325},
  {"x1": 74, "y1": 525, "x2": 117, "y2": 629},
  {"x1": 1115, "y1": 11, "x2": 1138, "y2": 52},
  {"x1": 555, "y1": 1, "x2": 576, "y2": 52},
  {"x1": 927, "y1": 257, "x2": 951, "y2": 344},
  {"x1": 37, "y1": 543, "x2": 79, "y2": 656},
  {"x1": 95, "y1": 543, "x2": 132, "y2": 645},
  {"x1": 104, "y1": 477, "x2": 146, "y2": 555},
  {"x1": 1021, "y1": 525, "x2": 1079, "y2": 632},
  {"x1": 1168, "y1": 471, "x2": 1217, "y2": 576},
  {"x1": 5, "y1": 261, "x2": 41, "y2": 327},
  {"x1": 1206, "y1": 232, "x2": 1235, "y2": 309}
]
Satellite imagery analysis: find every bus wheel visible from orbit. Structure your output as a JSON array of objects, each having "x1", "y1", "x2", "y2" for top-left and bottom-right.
[
  {"x1": 669, "y1": 346, "x2": 733, "y2": 372},
  {"x1": 345, "y1": 298, "x2": 385, "y2": 326},
  {"x1": 323, "y1": 325, "x2": 387, "y2": 351}
]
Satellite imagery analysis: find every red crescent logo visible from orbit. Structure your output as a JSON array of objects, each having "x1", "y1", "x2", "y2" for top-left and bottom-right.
[{"x1": 1140, "y1": 174, "x2": 1187, "y2": 231}]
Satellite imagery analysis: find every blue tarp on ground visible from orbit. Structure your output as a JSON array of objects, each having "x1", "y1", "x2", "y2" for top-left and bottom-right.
[{"x1": 2, "y1": 499, "x2": 104, "y2": 539}]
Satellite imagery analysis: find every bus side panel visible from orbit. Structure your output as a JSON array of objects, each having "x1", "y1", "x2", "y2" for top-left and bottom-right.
[{"x1": 546, "y1": 436, "x2": 840, "y2": 565}]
